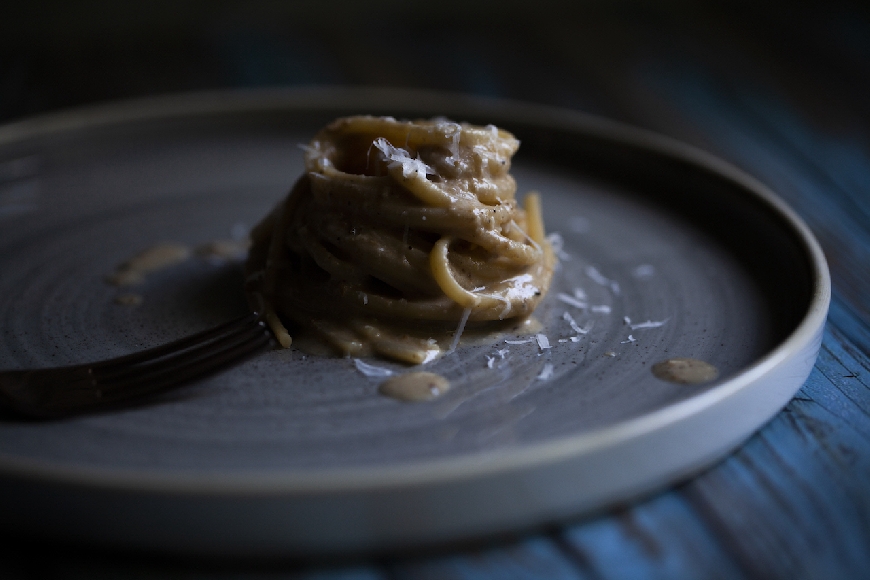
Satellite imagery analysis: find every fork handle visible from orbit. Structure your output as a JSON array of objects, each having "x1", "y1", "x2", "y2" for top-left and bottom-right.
[{"x1": 0, "y1": 368, "x2": 101, "y2": 418}]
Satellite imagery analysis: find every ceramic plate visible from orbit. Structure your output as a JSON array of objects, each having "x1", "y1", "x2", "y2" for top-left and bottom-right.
[{"x1": 0, "y1": 88, "x2": 829, "y2": 555}]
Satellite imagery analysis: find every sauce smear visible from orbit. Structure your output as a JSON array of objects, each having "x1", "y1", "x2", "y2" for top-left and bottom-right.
[
  {"x1": 652, "y1": 358, "x2": 719, "y2": 385},
  {"x1": 379, "y1": 372, "x2": 451, "y2": 402}
]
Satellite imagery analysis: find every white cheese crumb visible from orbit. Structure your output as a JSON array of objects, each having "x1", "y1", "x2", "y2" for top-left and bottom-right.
[
  {"x1": 561, "y1": 311, "x2": 587, "y2": 334},
  {"x1": 630, "y1": 319, "x2": 669, "y2": 330},
  {"x1": 373, "y1": 138, "x2": 434, "y2": 178},
  {"x1": 621, "y1": 335, "x2": 636, "y2": 344},
  {"x1": 421, "y1": 349, "x2": 440, "y2": 364},
  {"x1": 505, "y1": 338, "x2": 534, "y2": 345},
  {"x1": 557, "y1": 293, "x2": 588, "y2": 309},
  {"x1": 447, "y1": 307, "x2": 472, "y2": 354},
  {"x1": 535, "y1": 333, "x2": 551, "y2": 350},
  {"x1": 485, "y1": 347, "x2": 510, "y2": 369},
  {"x1": 585, "y1": 265, "x2": 620, "y2": 295},
  {"x1": 353, "y1": 359, "x2": 393, "y2": 377},
  {"x1": 546, "y1": 232, "x2": 571, "y2": 261},
  {"x1": 537, "y1": 363, "x2": 554, "y2": 380},
  {"x1": 585, "y1": 265, "x2": 609, "y2": 286},
  {"x1": 591, "y1": 305, "x2": 612, "y2": 313}
]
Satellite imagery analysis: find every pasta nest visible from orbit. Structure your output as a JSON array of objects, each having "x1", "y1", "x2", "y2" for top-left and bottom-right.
[{"x1": 246, "y1": 116, "x2": 555, "y2": 364}]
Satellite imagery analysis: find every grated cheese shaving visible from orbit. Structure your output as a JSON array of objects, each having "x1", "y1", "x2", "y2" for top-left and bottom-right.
[
  {"x1": 630, "y1": 319, "x2": 669, "y2": 330},
  {"x1": 537, "y1": 363, "x2": 554, "y2": 380},
  {"x1": 546, "y1": 232, "x2": 571, "y2": 261},
  {"x1": 354, "y1": 359, "x2": 394, "y2": 377},
  {"x1": 373, "y1": 138, "x2": 434, "y2": 178},
  {"x1": 562, "y1": 311, "x2": 588, "y2": 334},
  {"x1": 557, "y1": 293, "x2": 588, "y2": 309},
  {"x1": 447, "y1": 307, "x2": 472, "y2": 353},
  {"x1": 585, "y1": 265, "x2": 620, "y2": 295}
]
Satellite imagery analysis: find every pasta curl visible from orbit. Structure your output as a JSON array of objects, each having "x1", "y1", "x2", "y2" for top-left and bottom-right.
[{"x1": 246, "y1": 116, "x2": 555, "y2": 364}]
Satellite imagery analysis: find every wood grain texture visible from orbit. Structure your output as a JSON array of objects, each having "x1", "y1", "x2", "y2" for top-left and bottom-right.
[{"x1": 0, "y1": 1, "x2": 868, "y2": 578}]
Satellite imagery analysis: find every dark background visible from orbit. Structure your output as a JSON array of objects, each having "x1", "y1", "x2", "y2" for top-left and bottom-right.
[
  {"x1": 2, "y1": 1, "x2": 869, "y2": 578},
  {"x1": 4, "y1": 1, "x2": 869, "y2": 130}
]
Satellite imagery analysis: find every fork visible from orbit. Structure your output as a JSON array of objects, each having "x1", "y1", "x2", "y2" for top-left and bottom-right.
[{"x1": 0, "y1": 312, "x2": 273, "y2": 419}]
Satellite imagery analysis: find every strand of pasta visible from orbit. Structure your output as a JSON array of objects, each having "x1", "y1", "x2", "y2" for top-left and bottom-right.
[{"x1": 246, "y1": 116, "x2": 555, "y2": 363}]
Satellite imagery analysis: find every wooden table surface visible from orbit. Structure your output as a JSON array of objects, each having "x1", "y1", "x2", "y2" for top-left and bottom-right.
[{"x1": 1, "y1": 2, "x2": 868, "y2": 578}]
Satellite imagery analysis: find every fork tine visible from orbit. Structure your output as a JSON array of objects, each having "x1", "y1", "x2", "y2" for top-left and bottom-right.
[
  {"x1": 90, "y1": 326, "x2": 272, "y2": 406},
  {"x1": 94, "y1": 316, "x2": 266, "y2": 382},
  {"x1": 94, "y1": 319, "x2": 271, "y2": 389},
  {"x1": 92, "y1": 312, "x2": 262, "y2": 372},
  {"x1": 3, "y1": 313, "x2": 273, "y2": 418}
]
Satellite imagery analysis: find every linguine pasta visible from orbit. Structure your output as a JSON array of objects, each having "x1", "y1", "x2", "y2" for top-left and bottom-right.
[{"x1": 245, "y1": 116, "x2": 555, "y2": 364}]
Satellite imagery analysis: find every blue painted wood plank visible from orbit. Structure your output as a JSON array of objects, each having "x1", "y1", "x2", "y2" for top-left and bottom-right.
[
  {"x1": 559, "y1": 494, "x2": 745, "y2": 580},
  {"x1": 828, "y1": 297, "x2": 870, "y2": 373},
  {"x1": 680, "y1": 328, "x2": 870, "y2": 579},
  {"x1": 552, "y1": 325, "x2": 870, "y2": 580},
  {"x1": 387, "y1": 536, "x2": 593, "y2": 580},
  {"x1": 802, "y1": 324, "x2": 870, "y2": 436}
]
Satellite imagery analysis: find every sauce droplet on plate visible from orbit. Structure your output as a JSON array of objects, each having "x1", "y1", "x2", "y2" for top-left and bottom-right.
[
  {"x1": 106, "y1": 243, "x2": 192, "y2": 286},
  {"x1": 652, "y1": 358, "x2": 719, "y2": 385},
  {"x1": 379, "y1": 372, "x2": 451, "y2": 402}
]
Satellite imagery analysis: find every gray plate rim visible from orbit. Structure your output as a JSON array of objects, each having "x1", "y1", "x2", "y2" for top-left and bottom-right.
[{"x1": 0, "y1": 87, "x2": 830, "y2": 490}]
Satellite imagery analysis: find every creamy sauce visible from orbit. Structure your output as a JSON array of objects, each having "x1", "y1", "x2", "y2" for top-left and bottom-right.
[
  {"x1": 379, "y1": 372, "x2": 451, "y2": 402},
  {"x1": 195, "y1": 239, "x2": 250, "y2": 261},
  {"x1": 517, "y1": 316, "x2": 543, "y2": 335},
  {"x1": 106, "y1": 238, "x2": 249, "y2": 306},
  {"x1": 106, "y1": 243, "x2": 191, "y2": 286},
  {"x1": 107, "y1": 237, "x2": 248, "y2": 289},
  {"x1": 652, "y1": 358, "x2": 719, "y2": 384}
]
